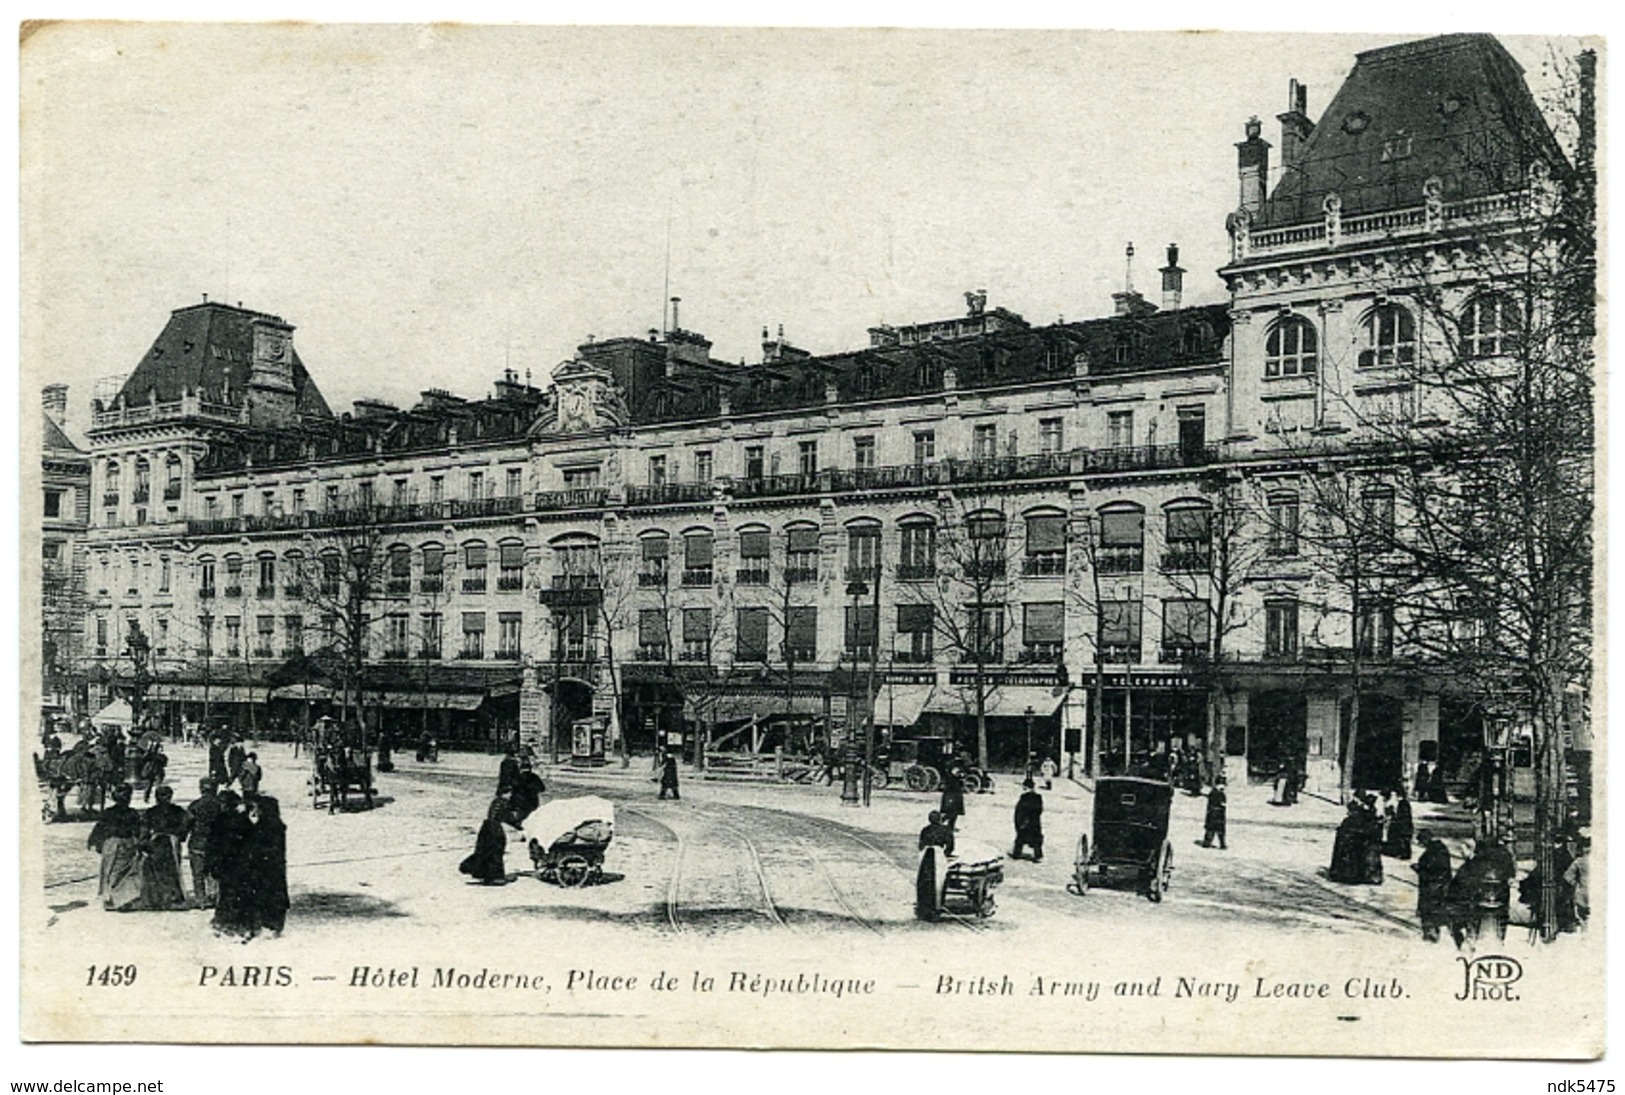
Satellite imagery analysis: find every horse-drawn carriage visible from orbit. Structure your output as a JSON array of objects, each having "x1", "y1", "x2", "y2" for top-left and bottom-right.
[
  {"x1": 1070, "y1": 776, "x2": 1176, "y2": 902},
  {"x1": 310, "y1": 743, "x2": 375, "y2": 812},
  {"x1": 522, "y1": 796, "x2": 615, "y2": 887},
  {"x1": 873, "y1": 737, "x2": 993, "y2": 794},
  {"x1": 34, "y1": 739, "x2": 125, "y2": 821}
]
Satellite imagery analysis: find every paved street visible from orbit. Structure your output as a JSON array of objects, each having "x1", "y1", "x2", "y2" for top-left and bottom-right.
[{"x1": 35, "y1": 739, "x2": 1504, "y2": 954}]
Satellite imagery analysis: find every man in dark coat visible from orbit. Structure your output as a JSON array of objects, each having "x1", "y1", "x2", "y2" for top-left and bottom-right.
[
  {"x1": 1412, "y1": 830, "x2": 1454, "y2": 942},
  {"x1": 509, "y1": 760, "x2": 547, "y2": 825},
  {"x1": 1359, "y1": 794, "x2": 1385, "y2": 883},
  {"x1": 1202, "y1": 780, "x2": 1228, "y2": 849},
  {"x1": 1012, "y1": 780, "x2": 1044, "y2": 862},
  {"x1": 658, "y1": 753, "x2": 681, "y2": 800},
  {"x1": 938, "y1": 769, "x2": 965, "y2": 831},
  {"x1": 207, "y1": 734, "x2": 230, "y2": 787},
  {"x1": 496, "y1": 747, "x2": 521, "y2": 796},
  {"x1": 207, "y1": 791, "x2": 257, "y2": 938},
  {"x1": 226, "y1": 738, "x2": 247, "y2": 787},
  {"x1": 239, "y1": 752, "x2": 263, "y2": 798},
  {"x1": 182, "y1": 778, "x2": 223, "y2": 908},
  {"x1": 1412, "y1": 760, "x2": 1433, "y2": 801},
  {"x1": 244, "y1": 796, "x2": 290, "y2": 935}
]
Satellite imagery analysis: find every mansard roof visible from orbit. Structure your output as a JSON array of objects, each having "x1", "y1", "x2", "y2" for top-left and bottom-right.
[
  {"x1": 633, "y1": 303, "x2": 1231, "y2": 424},
  {"x1": 109, "y1": 301, "x2": 332, "y2": 419},
  {"x1": 1257, "y1": 34, "x2": 1567, "y2": 229},
  {"x1": 43, "y1": 412, "x2": 84, "y2": 456}
]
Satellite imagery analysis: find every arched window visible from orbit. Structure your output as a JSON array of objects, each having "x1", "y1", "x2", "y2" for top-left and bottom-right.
[
  {"x1": 102, "y1": 461, "x2": 121, "y2": 509},
  {"x1": 785, "y1": 523, "x2": 820, "y2": 584},
  {"x1": 681, "y1": 528, "x2": 715, "y2": 587},
  {"x1": 963, "y1": 509, "x2": 1007, "y2": 581},
  {"x1": 734, "y1": 525, "x2": 769, "y2": 586},
  {"x1": 1096, "y1": 504, "x2": 1145, "y2": 574},
  {"x1": 549, "y1": 534, "x2": 601, "y2": 589},
  {"x1": 1359, "y1": 304, "x2": 1416, "y2": 368},
  {"x1": 497, "y1": 538, "x2": 526, "y2": 591},
  {"x1": 1265, "y1": 315, "x2": 1319, "y2": 378},
  {"x1": 283, "y1": 550, "x2": 304, "y2": 597},
  {"x1": 1461, "y1": 292, "x2": 1522, "y2": 359},
  {"x1": 318, "y1": 549, "x2": 343, "y2": 596},
  {"x1": 223, "y1": 553, "x2": 245, "y2": 597},
  {"x1": 1162, "y1": 502, "x2": 1213, "y2": 573},
  {"x1": 897, "y1": 515, "x2": 937, "y2": 581},
  {"x1": 387, "y1": 544, "x2": 413, "y2": 593},
  {"x1": 163, "y1": 454, "x2": 183, "y2": 500},
  {"x1": 845, "y1": 518, "x2": 881, "y2": 582},
  {"x1": 462, "y1": 540, "x2": 489, "y2": 592},
  {"x1": 1023, "y1": 509, "x2": 1067, "y2": 576},
  {"x1": 255, "y1": 552, "x2": 277, "y2": 598},
  {"x1": 420, "y1": 543, "x2": 446, "y2": 593},
  {"x1": 133, "y1": 459, "x2": 152, "y2": 504},
  {"x1": 639, "y1": 531, "x2": 671, "y2": 587},
  {"x1": 198, "y1": 555, "x2": 217, "y2": 599}
]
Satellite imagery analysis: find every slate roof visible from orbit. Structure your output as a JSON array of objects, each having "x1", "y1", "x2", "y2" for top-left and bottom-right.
[
  {"x1": 108, "y1": 301, "x2": 332, "y2": 418},
  {"x1": 1257, "y1": 34, "x2": 1567, "y2": 228},
  {"x1": 43, "y1": 412, "x2": 84, "y2": 455}
]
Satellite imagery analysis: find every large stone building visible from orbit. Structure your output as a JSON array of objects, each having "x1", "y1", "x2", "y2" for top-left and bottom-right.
[
  {"x1": 41, "y1": 384, "x2": 91, "y2": 715},
  {"x1": 67, "y1": 33, "x2": 1584, "y2": 791}
]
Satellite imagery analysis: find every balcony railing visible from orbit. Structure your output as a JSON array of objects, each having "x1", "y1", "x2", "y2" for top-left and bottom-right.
[
  {"x1": 958, "y1": 646, "x2": 1005, "y2": 664},
  {"x1": 131, "y1": 488, "x2": 151, "y2": 505},
  {"x1": 1158, "y1": 644, "x2": 1203, "y2": 664},
  {"x1": 386, "y1": 578, "x2": 412, "y2": 595},
  {"x1": 785, "y1": 565, "x2": 818, "y2": 584},
  {"x1": 735, "y1": 565, "x2": 769, "y2": 586},
  {"x1": 320, "y1": 580, "x2": 340, "y2": 596},
  {"x1": 534, "y1": 487, "x2": 609, "y2": 512},
  {"x1": 1021, "y1": 553, "x2": 1066, "y2": 576},
  {"x1": 1095, "y1": 546, "x2": 1144, "y2": 574},
  {"x1": 893, "y1": 647, "x2": 934, "y2": 664},
  {"x1": 102, "y1": 494, "x2": 120, "y2": 508},
  {"x1": 283, "y1": 583, "x2": 303, "y2": 598},
  {"x1": 497, "y1": 571, "x2": 525, "y2": 592},
  {"x1": 552, "y1": 573, "x2": 602, "y2": 590},
  {"x1": 199, "y1": 586, "x2": 216, "y2": 600},
  {"x1": 1161, "y1": 547, "x2": 1213, "y2": 573},
  {"x1": 420, "y1": 576, "x2": 444, "y2": 593},
  {"x1": 844, "y1": 564, "x2": 880, "y2": 583},
  {"x1": 462, "y1": 575, "x2": 488, "y2": 593},
  {"x1": 681, "y1": 567, "x2": 714, "y2": 587},
  {"x1": 1017, "y1": 643, "x2": 1063, "y2": 664},
  {"x1": 635, "y1": 645, "x2": 669, "y2": 663},
  {"x1": 163, "y1": 482, "x2": 183, "y2": 501},
  {"x1": 785, "y1": 645, "x2": 817, "y2": 663},
  {"x1": 452, "y1": 496, "x2": 525, "y2": 520},
  {"x1": 639, "y1": 569, "x2": 668, "y2": 587},
  {"x1": 843, "y1": 644, "x2": 877, "y2": 662},
  {"x1": 963, "y1": 559, "x2": 1006, "y2": 580},
  {"x1": 1082, "y1": 443, "x2": 1219, "y2": 474},
  {"x1": 627, "y1": 481, "x2": 714, "y2": 506},
  {"x1": 493, "y1": 647, "x2": 522, "y2": 661},
  {"x1": 457, "y1": 648, "x2": 485, "y2": 661},
  {"x1": 224, "y1": 585, "x2": 243, "y2": 599},
  {"x1": 679, "y1": 643, "x2": 712, "y2": 662},
  {"x1": 255, "y1": 586, "x2": 275, "y2": 600},
  {"x1": 896, "y1": 562, "x2": 937, "y2": 582},
  {"x1": 1098, "y1": 643, "x2": 1141, "y2": 663}
]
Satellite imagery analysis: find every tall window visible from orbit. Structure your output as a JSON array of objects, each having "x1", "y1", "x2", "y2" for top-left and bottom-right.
[
  {"x1": 682, "y1": 530, "x2": 714, "y2": 587},
  {"x1": 1040, "y1": 417, "x2": 1064, "y2": 453},
  {"x1": 393, "y1": 478, "x2": 409, "y2": 507},
  {"x1": 964, "y1": 605, "x2": 1005, "y2": 662},
  {"x1": 44, "y1": 488, "x2": 63, "y2": 518},
  {"x1": 744, "y1": 446, "x2": 765, "y2": 481},
  {"x1": 497, "y1": 612, "x2": 523, "y2": 659},
  {"x1": 199, "y1": 559, "x2": 217, "y2": 598},
  {"x1": 846, "y1": 524, "x2": 880, "y2": 581},
  {"x1": 505, "y1": 468, "x2": 523, "y2": 498},
  {"x1": 225, "y1": 556, "x2": 245, "y2": 597},
  {"x1": 466, "y1": 471, "x2": 483, "y2": 500},
  {"x1": 899, "y1": 521, "x2": 937, "y2": 580},
  {"x1": 553, "y1": 540, "x2": 599, "y2": 585},
  {"x1": 797, "y1": 440, "x2": 818, "y2": 477},
  {"x1": 1098, "y1": 600, "x2": 1142, "y2": 662},
  {"x1": 648, "y1": 455, "x2": 667, "y2": 486},
  {"x1": 103, "y1": 462, "x2": 121, "y2": 510},
  {"x1": 420, "y1": 613, "x2": 443, "y2": 659},
  {"x1": 388, "y1": 546, "x2": 412, "y2": 594},
  {"x1": 385, "y1": 615, "x2": 410, "y2": 658},
  {"x1": 844, "y1": 604, "x2": 878, "y2": 660},
  {"x1": 913, "y1": 430, "x2": 936, "y2": 465},
  {"x1": 498, "y1": 541, "x2": 525, "y2": 591},
  {"x1": 1357, "y1": 601, "x2": 1396, "y2": 659},
  {"x1": 638, "y1": 609, "x2": 668, "y2": 661},
  {"x1": 562, "y1": 466, "x2": 601, "y2": 490},
  {"x1": 736, "y1": 528, "x2": 769, "y2": 585},
  {"x1": 254, "y1": 616, "x2": 275, "y2": 658},
  {"x1": 1265, "y1": 600, "x2": 1299, "y2": 658},
  {"x1": 1021, "y1": 602, "x2": 1063, "y2": 662},
  {"x1": 786, "y1": 606, "x2": 818, "y2": 662},
  {"x1": 1461, "y1": 293, "x2": 1522, "y2": 359},
  {"x1": 1160, "y1": 599, "x2": 1209, "y2": 662},
  {"x1": 853, "y1": 436, "x2": 876, "y2": 473},
  {"x1": 460, "y1": 612, "x2": 485, "y2": 659},
  {"x1": 1265, "y1": 315, "x2": 1319, "y2": 378},
  {"x1": 964, "y1": 511, "x2": 1007, "y2": 580},
  {"x1": 694, "y1": 451, "x2": 713, "y2": 482},
  {"x1": 1359, "y1": 304, "x2": 1416, "y2": 368},
  {"x1": 1097, "y1": 507, "x2": 1145, "y2": 574},
  {"x1": 359, "y1": 479, "x2": 376, "y2": 508},
  {"x1": 224, "y1": 616, "x2": 241, "y2": 658},
  {"x1": 786, "y1": 526, "x2": 819, "y2": 583},
  {"x1": 158, "y1": 556, "x2": 171, "y2": 593},
  {"x1": 156, "y1": 617, "x2": 169, "y2": 656},
  {"x1": 463, "y1": 543, "x2": 488, "y2": 592},
  {"x1": 681, "y1": 608, "x2": 712, "y2": 662},
  {"x1": 896, "y1": 604, "x2": 934, "y2": 662},
  {"x1": 198, "y1": 616, "x2": 214, "y2": 657},
  {"x1": 1361, "y1": 487, "x2": 1396, "y2": 547},
  {"x1": 1023, "y1": 513, "x2": 1066, "y2": 575},
  {"x1": 429, "y1": 476, "x2": 444, "y2": 504},
  {"x1": 1267, "y1": 492, "x2": 1301, "y2": 557},
  {"x1": 256, "y1": 555, "x2": 276, "y2": 598},
  {"x1": 421, "y1": 545, "x2": 445, "y2": 593},
  {"x1": 1107, "y1": 410, "x2": 1134, "y2": 448},
  {"x1": 640, "y1": 534, "x2": 670, "y2": 587},
  {"x1": 324, "y1": 485, "x2": 339, "y2": 511},
  {"x1": 736, "y1": 607, "x2": 770, "y2": 663},
  {"x1": 972, "y1": 423, "x2": 998, "y2": 460},
  {"x1": 133, "y1": 459, "x2": 151, "y2": 505},
  {"x1": 1163, "y1": 506, "x2": 1213, "y2": 572},
  {"x1": 319, "y1": 552, "x2": 341, "y2": 596}
]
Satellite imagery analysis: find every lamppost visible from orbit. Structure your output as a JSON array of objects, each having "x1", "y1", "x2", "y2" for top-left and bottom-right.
[
  {"x1": 840, "y1": 580, "x2": 866, "y2": 805},
  {"x1": 200, "y1": 613, "x2": 214, "y2": 734},
  {"x1": 1025, "y1": 704, "x2": 1035, "y2": 781}
]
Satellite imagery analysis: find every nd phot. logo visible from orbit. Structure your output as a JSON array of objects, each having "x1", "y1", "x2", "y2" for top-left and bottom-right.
[{"x1": 1455, "y1": 955, "x2": 1522, "y2": 1002}]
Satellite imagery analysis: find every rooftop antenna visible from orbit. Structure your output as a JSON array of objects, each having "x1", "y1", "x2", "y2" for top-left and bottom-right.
[
  {"x1": 1124, "y1": 241, "x2": 1136, "y2": 293},
  {"x1": 661, "y1": 198, "x2": 673, "y2": 335}
]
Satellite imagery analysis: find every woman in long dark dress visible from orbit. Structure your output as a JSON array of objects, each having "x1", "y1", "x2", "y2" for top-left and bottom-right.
[
  {"x1": 1412, "y1": 830, "x2": 1455, "y2": 942},
  {"x1": 1360, "y1": 794, "x2": 1385, "y2": 883},
  {"x1": 88, "y1": 784, "x2": 144, "y2": 910},
  {"x1": 245, "y1": 796, "x2": 290, "y2": 936},
  {"x1": 459, "y1": 797, "x2": 509, "y2": 885},
  {"x1": 1328, "y1": 801, "x2": 1367, "y2": 883},
  {"x1": 139, "y1": 785, "x2": 189, "y2": 910},
  {"x1": 1383, "y1": 789, "x2": 1415, "y2": 860},
  {"x1": 208, "y1": 790, "x2": 258, "y2": 938}
]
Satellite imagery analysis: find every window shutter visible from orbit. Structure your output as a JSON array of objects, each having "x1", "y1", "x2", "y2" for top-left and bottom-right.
[
  {"x1": 739, "y1": 530, "x2": 770, "y2": 559},
  {"x1": 638, "y1": 610, "x2": 665, "y2": 645},
  {"x1": 685, "y1": 533, "x2": 714, "y2": 567},
  {"x1": 683, "y1": 608, "x2": 711, "y2": 642},
  {"x1": 422, "y1": 547, "x2": 444, "y2": 574},
  {"x1": 1024, "y1": 602, "x2": 1064, "y2": 643},
  {"x1": 1166, "y1": 508, "x2": 1211, "y2": 542},
  {"x1": 464, "y1": 543, "x2": 487, "y2": 568},
  {"x1": 390, "y1": 550, "x2": 411, "y2": 576},
  {"x1": 737, "y1": 608, "x2": 769, "y2": 658},
  {"x1": 642, "y1": 536, "x2": 669, "y2": 560},
  {"x1": 788, "y1": 606, "x2": 818, "y2": 647},
  {"x1": 788, "y1": 527, "x2": 819, "y2": 554},
  {"x1": 1162, "y1": 600, "x2": 1210, "y2": 645},
  {"x1": 500, "y1": 542, "x2": 525, "y2": 569},
  {"x1": 462, "y1": 612, "x2": 486, "y2": 632},
  {"x1": 1026, "y1": 514, "x2": 1065, "y2": 552},
  {"x1": 1100, "y1": 510, "x2": 1145, "y2": 546},
  {"x1": 897, "y1": 604, "x2": 933, "y2": 633}
]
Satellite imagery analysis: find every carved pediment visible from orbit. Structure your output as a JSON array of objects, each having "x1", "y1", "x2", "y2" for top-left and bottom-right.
[{"x1": 530, "y1": 359, "x2": 629, "y2": 436}]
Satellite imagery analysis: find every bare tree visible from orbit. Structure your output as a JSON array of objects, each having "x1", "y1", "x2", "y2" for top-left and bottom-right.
[{"x1": 296, "y1": 503, "x2": 391, "y2": 746}]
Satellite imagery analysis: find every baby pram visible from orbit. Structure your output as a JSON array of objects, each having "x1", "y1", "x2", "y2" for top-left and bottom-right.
[
  {"x1": 915, "y1": 839, "x2": 1004, "y2": 920},
  {"x1": 522, "y1": 796, "x2": 615, "y2": 887}
]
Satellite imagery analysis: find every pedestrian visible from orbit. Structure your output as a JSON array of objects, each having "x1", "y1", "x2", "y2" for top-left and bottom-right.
[
  {"x1": 1360, "y1": 794, "x2": 1385, "y2": 884},
  {"x1": 1563, "y1": 836, "x2": 1591, "y2": 929},
  {"x1": 918, "y1": 810, "x2": 955, "y2": 856},
  {"x1": 208, "y1": 790, "x2": 258, "y2": 939},
  {"x1": 1012, "y1": 779, "x2": 1044, "y2": 862},
  {"x1": 416, "y1": 729, "x2": 433, "y2": 763},
  {"x1": 459, "y1": 797, "x2": 509, "y2": 885},
  {"x1": 183, "y1": 778, "x2": 223, "y2": 908},
  {"x1": 1038, "y1": 756, "x2": 1057, "y2": 791},
  {"x1": 207, "y1": 734, "x2": 229, "y2": 787},
  {"x1": 1412, "y1": 829, "x2": 1454, "y2": 942},
  {"x1": 938, "y1": 767, "x2": 965, "y2": 831},
  {"x1": 509, "y1": 759, "x2": 547, "y2": 825},
  {"x1": 1328, "y1": 801, "x2": 1367, "y2": 883},
  {"x1": 139, "y1": 785, "x2": 189, "y2": 910},
  {"x1": 1202, "y1": 780, "x2": 1228, "y2": 849},
  {"x1": 497, "y1": 747, "x2": 521, "y2": 796},
  {"x1": 658, "y1": 753, "x2": 681, "y2": 801},
  {"x1": 87, "y1": 784, "x2": 144, "y2": 911},
  {"x1": 1412, "y1": 760, "x2": 1432, "y2": 801},
  {"x1": 376, "y1": 729, "x2": 394, "y2": 773},
  {"x1": 139, "y1": 744, "x2": 169, "y2": 802},
  {"x1": 244, "y1": 796, "x2": 290, "y2": 937},
  {"x1": 226, "y1": 737, "x2": 247, "y2": 787},
  {"x1": 239, "y1": 752, "x2": 263, "y2": 798},
  {"x1": 1383, "y1": 787, "x2": 1414, "y2": 860},
  {"x1": 1426, "y1": 764, "x2": 1449, "y2": 804}
]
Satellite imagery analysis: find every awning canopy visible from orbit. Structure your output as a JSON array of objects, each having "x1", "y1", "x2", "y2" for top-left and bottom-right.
[
  {"x1": 924, "y1": 685, "x2": 1064, "y2": 719},
  {"x1": 684, "y1": 691, "x2": 827, "y2": 722},
  {"x1": 91, "y1": 698, "x2": 133, "y2": 725},
  {"x1": 869, "y1": 684, "x2": 934, "y2": 728},
  {"x1": 268, "y1": 684, "x2": 338, "y2": 702},
  {"x1": 146, "y1": 684, "x2": 269, "y2": 704},
  {"x1": 369, "y1": 691, "x2": 485, "y2": 711}
]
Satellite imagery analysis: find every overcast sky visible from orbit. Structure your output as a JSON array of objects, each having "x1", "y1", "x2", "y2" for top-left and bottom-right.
[{"x1": 22, "y1": 24, "x2": 1581, "y2": 435}]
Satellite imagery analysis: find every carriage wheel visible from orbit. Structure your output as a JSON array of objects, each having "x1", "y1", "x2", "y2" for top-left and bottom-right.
[
  {"x1": 528, "y1": 839, "x2": 545, "y2": 872},
  {"x1": 925, "y1": 768, "x2": 943, "y2": 792},
  {"x1": 557, "y1": 855, "x2": 592, "y2": 888},
  {"x1": 904, "y1": 766, "x2": 930, "y2": 792},
  {"x1": 978, "y1": 886, "x2": 997, "y2": 919},
  {"x1": 1069, "y1": 834, "x2": 1091, "y2": 896},
  {"x1": 869, "y1": 768, "x2": 889, "y2": 791},
  {"x1": 961, "y1": 771, "x2": 984, "y2": 794},
  {"x1": 1147, "y1": 841, "x2": 1173, "y2": 903}
]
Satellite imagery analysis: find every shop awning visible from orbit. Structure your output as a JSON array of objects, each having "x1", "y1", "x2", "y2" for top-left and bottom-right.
[
  {"x1": 684, "y1": 692, "x2": 828, "y2": 722},
  {"x1": 147, "y1": 684, "x2": 269, "y2": 704},
  {"x1": 268, "y1": 684, "x2": 338, "y2": 702},
  {"x1": 924, "y1": 685, "x2": 1064, "y2": 719},
  {"x1": 869, "y1": 684, "x2": 934, "y2": 728},
  {"x1": 367, "y1": 691, "x2": 486, "y2": 711},
  {"x1": 91, "y1": 698, "x2": 133, "y2": 724}
]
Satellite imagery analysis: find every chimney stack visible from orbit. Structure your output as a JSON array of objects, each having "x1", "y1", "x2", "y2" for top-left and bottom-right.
[
  {"x1": 42, "y1": 384, "x2": 68, "y2": 428},
  {"x1": 1159, "y1": 244, "x2": 1185, "y2": 312},
  {"x1": 1277, "y1": 80, "x2": 1314, "y2": 172},
  {"x1": 1236, "y1": 116, "x2": 1272, "y2": 215},
  {"x1": 669, "y1": 296, "x2": 681, "y2": 333},
  {"x1": 1112, "y1": 242, "x2": 1154, "y2": 316}
]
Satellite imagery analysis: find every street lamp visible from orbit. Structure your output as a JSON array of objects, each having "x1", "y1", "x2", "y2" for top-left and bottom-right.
[
  {"x1": 841, "y1": 580, "x2": 867, "y2": 805},
  {"x1": 1025, "y1": 704, "x2": 1035, "y2": 781}
]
